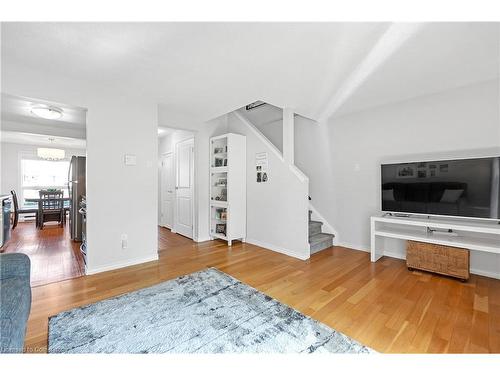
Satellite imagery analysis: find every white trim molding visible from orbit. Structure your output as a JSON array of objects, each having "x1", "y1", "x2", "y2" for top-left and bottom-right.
[
  {"x1": 245, "y1": 238, "x2": 310, "y2": 261},
  {"x1": 86, "y1": 254, "x2": 159, "y2": 275}
]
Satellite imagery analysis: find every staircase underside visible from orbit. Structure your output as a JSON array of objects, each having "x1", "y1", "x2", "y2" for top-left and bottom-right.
[{"x1": 309, "y1": 210, "x2": 334, "y2": 254}]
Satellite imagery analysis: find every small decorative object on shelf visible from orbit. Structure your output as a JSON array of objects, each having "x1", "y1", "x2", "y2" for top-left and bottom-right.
[
  {"x1": 214, "y1": 178, "x2": 227, "y2": 186},
  {"x1": 214, "y1": 208, "x2": 226, "y2": 220},
  {"x1": 212, "y1": 188, "x2": 227, "y2": 201},
  {"x1": 210, "y1": 133, "x2": 246, "y2": 246},
  {"x1": 216, "y1": 223, "x2": 226, "y2": 235}
]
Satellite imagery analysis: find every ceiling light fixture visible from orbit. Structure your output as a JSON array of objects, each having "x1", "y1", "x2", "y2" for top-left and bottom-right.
[
  {"x1": 30, "y1": 105, "x2": 63, "y2": 120},
  {"x1": 37, "y1": 137, "x2": 65, "y2": 160}
]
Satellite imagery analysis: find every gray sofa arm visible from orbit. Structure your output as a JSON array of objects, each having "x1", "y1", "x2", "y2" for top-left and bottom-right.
[{"x1": 0, "y1": 253, "x2": 31, "y2": 281}]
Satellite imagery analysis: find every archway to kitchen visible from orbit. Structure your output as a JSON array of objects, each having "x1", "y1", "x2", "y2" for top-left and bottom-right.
[{"x1": 0, "y1": 93, "x2": 87, "y2": 286}]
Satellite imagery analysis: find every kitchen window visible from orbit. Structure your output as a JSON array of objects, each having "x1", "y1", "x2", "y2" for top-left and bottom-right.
[{"x1": 20, "y1": 158, "x2": 70, "y2": 202}]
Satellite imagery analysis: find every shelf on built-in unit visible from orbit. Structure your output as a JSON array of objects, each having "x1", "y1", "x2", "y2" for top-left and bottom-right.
[
  {"x1": 211, "y1": 219, "x2": 227, "y2": 223},
  {"x1": 211, "y1": 232, "x2": 228, "y2": 241},
  {"x1": 374, "y1": 215, "x2": 500, "y2": 235},
  {"x1": 210, "y1": 201, "x2": 228, "y2": 207},
  {"x1": 374, "y1": 227, "x2": 500, "y2": 254},
  {"x1": 211, "y1": 167, "x2": 228, "y2": 172}
]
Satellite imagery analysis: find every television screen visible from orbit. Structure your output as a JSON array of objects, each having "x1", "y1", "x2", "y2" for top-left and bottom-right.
[{"x1": 381, "y1": 156, "x2": 500, "y2": 220}]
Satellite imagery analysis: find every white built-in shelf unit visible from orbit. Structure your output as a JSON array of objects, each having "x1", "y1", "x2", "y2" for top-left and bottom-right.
[{"x1": 210, "y1": 133, "x2": 246, "y2": 245}]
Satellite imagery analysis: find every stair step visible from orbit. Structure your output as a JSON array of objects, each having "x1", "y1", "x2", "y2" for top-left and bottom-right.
[
  {"x1": 308, "y1": 220, "x2": 323, "y2": 237},
  {"x1": 309, "y1": 232, "x2": 334, "y2": 244},
  {"x1": 309, "y1": 232, "x2": 334, "y2": 254}
]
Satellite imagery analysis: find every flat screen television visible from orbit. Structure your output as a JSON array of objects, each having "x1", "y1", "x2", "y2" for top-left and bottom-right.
[{"x1": 381, "y1": 156, "x2": 500, "y2": 220}]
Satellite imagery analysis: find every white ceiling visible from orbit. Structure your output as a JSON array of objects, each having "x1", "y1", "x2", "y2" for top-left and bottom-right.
[
  {"x1": 1, "y1": 22, "x2": 498, "y2": 125},
  {"x1": 1, "y1": 93, "x2": 87, "y2": 146},
  {"x1": 333, "y1": 22, "x2": 500, "y2": 117},
  {"x1": 0, "y1": 131, "x2": 86, "y2": 149},
  {"x1": 1, "y1": 93, "x2": 87, "y2": 128}
]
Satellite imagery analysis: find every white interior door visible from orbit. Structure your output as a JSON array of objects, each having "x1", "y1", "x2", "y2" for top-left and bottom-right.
[
  {"x1": 160, "y1": 153, "x2": 174, "y2": 229},
  {"x1": 174, "y1": 138, "x2": 194, "y2": 238}
]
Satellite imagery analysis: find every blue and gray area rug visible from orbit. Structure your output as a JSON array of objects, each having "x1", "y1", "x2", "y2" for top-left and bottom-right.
[{"x1": 48, "y1": 268, "x2": 371, "y2": 353}]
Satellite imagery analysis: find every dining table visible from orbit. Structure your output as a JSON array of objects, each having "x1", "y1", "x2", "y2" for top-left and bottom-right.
[{"x1": 25, "y1": 197, "x2": 71, "y2": 227}]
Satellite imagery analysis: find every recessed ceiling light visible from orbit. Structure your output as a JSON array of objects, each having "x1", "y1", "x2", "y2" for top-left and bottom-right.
[{"x1": 30, "y1": 105, "x2": 63, "y2": 120}]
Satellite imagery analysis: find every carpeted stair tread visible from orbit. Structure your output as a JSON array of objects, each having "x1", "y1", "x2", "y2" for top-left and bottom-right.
[{"x1": 308, "y1": 220, "x2": 323, "y2": 237}]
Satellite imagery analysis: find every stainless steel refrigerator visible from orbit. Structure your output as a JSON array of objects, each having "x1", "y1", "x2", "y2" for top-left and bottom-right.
[{"x1": 68, "y1": 156, "x2": 86, "y2": 241}]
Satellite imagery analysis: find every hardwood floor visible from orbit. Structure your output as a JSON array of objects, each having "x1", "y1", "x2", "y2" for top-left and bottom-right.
[
  {"x1": 22, "y1": 227, "x2": 500, "y2": 353},
  {"x1": 2, "y1": 221, "x2": 85, "y2": 287}
]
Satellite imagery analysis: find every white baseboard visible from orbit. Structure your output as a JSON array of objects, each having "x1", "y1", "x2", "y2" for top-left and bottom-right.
[
  {"x1": 86, "y1": 253, "x2": 159, "y2": 275},
  {"x1": 337, "y1": 242, "x2": 370, "y2": 253},
  {"x1": 194, "y1": 236, "x2": 211, "y2": 243},
  {"x1": 469, "y1": 268, "x2": 500, "y2": 280},
  {"x1": 382, "y1": 250, "x2": 405, "y2": 260},
  {"x1": 245, "y1": 238, "x2": 310, "y2": 260}
]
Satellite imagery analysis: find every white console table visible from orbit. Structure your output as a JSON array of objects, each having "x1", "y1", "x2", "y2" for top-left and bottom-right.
[{"x1": 370, "y1": 215, "x2": 500, "y2": 265}]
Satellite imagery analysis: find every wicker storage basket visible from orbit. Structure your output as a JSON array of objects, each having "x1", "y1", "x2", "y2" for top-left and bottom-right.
[{"x1": 406, "y1": 240, "x2": 470, "y2": 281}]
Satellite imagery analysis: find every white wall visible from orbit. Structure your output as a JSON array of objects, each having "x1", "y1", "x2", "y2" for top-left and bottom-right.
[
  {"x1": 296, "y1": 80, "x2": 500, "y2": 277},
  {"x1": 253, "y1": 119, "x2": 283, "y2": 153},
  {"x1": 1, "y1": 142, "x2": 85, "y2": 199},
  {"x1": 227, "y1": 112, "x2": 310, "y2": 259},
  {"x1": 295, "y1": 115, "x2": 336, "y2": 226},
  {"x1": 2, "y1": 63, "x2": 159, "y2": 274}
]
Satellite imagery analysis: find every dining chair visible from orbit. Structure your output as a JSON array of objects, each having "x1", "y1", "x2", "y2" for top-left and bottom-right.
[
  {"x1": 10, "y1": 190, "x2": 38, "y2": 229},
  {"x1": 38, "y1": 190, "x2": 64, "y2": 229}
]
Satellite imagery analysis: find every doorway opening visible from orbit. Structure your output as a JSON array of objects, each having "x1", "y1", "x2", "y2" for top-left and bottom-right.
[
  {"x1": 158, "y1": 127, "x2": 196, "y2": 250},
  {"x1": 0, "y1": 93, "x2": 87, "y2": 286}
]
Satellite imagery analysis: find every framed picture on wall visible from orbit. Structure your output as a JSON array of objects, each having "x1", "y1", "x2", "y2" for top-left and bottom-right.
[
  {"x1": 428, "y1": 164, "x2": 437, "y2": 177},
  {"x1": 396, "y1": 164, "x2": 416, "y2": 179},
  {"x1": 417, "y1": 169, "x2": 427, "y2": 178}
]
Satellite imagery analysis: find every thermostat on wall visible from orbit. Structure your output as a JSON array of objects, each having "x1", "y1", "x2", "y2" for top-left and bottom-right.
[{"x1": 124, "y1": 154, "x2": 137, "y2": 166}]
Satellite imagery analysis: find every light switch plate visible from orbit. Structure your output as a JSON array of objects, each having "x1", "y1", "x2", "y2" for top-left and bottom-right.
[{"x1": 124, "y1": 154, "x2": 137, "y2": 166}]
